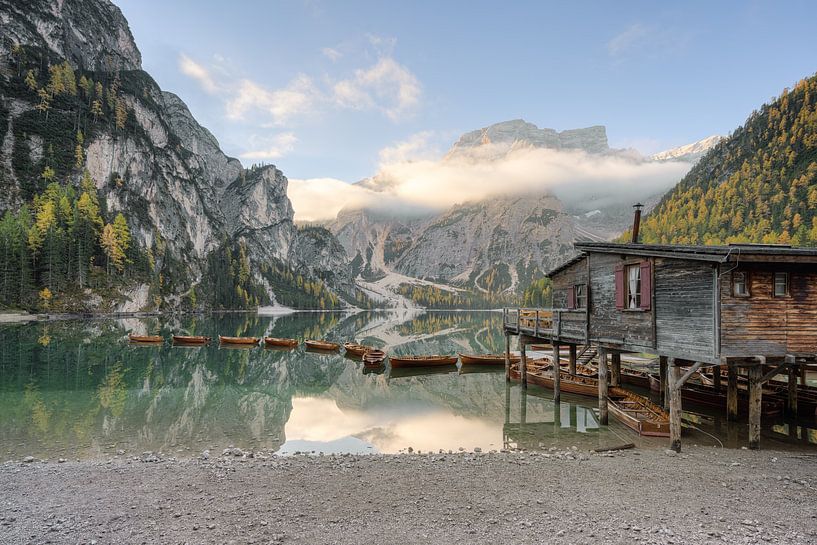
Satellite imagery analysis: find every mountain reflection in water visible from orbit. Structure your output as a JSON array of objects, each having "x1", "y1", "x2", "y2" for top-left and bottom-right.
[{"x1": 0, "y1": 310, "x2": 814, "y2": 460}]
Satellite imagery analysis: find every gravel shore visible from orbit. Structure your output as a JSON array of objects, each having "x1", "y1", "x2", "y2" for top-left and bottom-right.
[{"x1": 1, "y1": 447, "x2": 815, "y2": 545}]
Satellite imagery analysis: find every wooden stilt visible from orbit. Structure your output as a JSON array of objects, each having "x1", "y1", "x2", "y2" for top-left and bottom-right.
[
  {"x1": 727, "y1": 364, "x2": 739, "y2": 421},
  {"x1": 520, "y1": 386, "x2": 527, "y2": 424},
  {"x1": 568, "y1": 344, "x2": 577, "y2": 376},
  {"x1": 669, "y1": 359, "x2": 682, "y2": 453},
  {"x1": 553, "y1": 342, "x2": 561, "y2": 402},
  {"x1": 520, "y1": 341, "x2": 528, "y2": 388},
  {"x1": 659, "y1": 356, "x2": 668, "y2": 409},
  {"x1": 787, "y1": 356, "x2": 798, "y2": 417},
  {"x1": 598, "y1": 348, "x2": 609, "y2": 425},
  {"x1": 712, "y1": 365, "x2": 721, "y2": 392},
  {"x1": 504, "y1": 382, "x2": 511, "y2": 425},
  {"x1": 748, "y1": 363, "x2": 762, "y2": 450},
  {"x1": 801, "y1": 365, "x2": 807, "y2": 387},
  {"x1": 611, "y1": 353, "x2": 621, "y2": 387},
  {"x1": 504, "y1": 333, "x2": 511, "y2": 382}
]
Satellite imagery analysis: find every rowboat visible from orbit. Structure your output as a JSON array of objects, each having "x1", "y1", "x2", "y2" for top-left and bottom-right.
[
  {"x1": 172, "y1": 335, "x2": 211, "y2": 345},
  {"x1": 619, "y1": 368, "x2": 652, "y2": 389},
  {"x1": 608, "y1": 391, "x2": 670, "y2": 437},
  {"x1": 680, "y1": 383, "x2": 784, "y2": 416},
  {"x1": 305, "y1": 340, "x2": 340, "y2": 351},
  {"x1": 363, "y1": 349, "x2": 387, "y2": 368},
  {"x1": 527, "y1": 344, "x2": 551, "y2": 351},
  {"x1": 389, "y1": 355, "x2": 459, "y2": 368},
  {"x1": 344, "y1": 342, "x2": 373, "y2": 357},
  {"x1": 509, "y1": 364, "x2": 602, "y2": 397},
  {"x1": 219, "y1": 335, "x2": 259, "y2": 345},
  {"x1": 264, "y1": 337, "x2": 299, "y2": 348},
  {"x1": 128, "y1": 334, "x2": 163, "y2": 344},
  {"x1": 459, "y1": 353, "x2": 521, "y2": 365}
]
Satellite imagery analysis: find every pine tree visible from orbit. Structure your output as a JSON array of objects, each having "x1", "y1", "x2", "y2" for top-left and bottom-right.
[{"x1": 24, "y1": 70, "x2": 37, "y2": 91}]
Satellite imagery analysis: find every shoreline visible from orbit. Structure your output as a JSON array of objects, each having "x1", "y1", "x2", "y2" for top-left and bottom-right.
[
  {"x1": 0, "y1": 307, "x2": 504, "y2": 324},
  {"x1": 1, "y1": 448, "x2": 814, "y2": 544}
]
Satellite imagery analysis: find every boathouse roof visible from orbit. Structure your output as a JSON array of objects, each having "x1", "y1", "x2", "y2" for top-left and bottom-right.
[{"x1": 546, "y1": 242, "x2": 817, "y2": 277}]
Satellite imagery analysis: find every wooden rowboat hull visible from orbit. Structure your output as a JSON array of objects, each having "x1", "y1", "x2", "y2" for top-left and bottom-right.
[
  {"x1": 219, "y1": 336, "x2": 259, "y2": 345},
  {"x1": 264, "y1": 337, "x2": 298, "y2": 348},
  {"x1": 389, "y1": 356, "x2": 458, "y2": 368},
  {"x1": 344, "y1": 343, "x2": 372, "y2": 357},
  {"x1": 681, "y1": 384, "x2": 784, "y2": 416},
  {"x1": 172, "y1": 336, "x2": 211, "y2": 345},
  {"x1": 305, "y1": 340, "x2": 340, "y2": 351},
  {"x1": 459, "y1": 354, "x2": 521, "y2": 365},
  {"x1": 129, "y1": 335, "x2": 163, "y2": 343},
  {"x1": 608, "y1": 392, "x2": 670, "y2": 437}
]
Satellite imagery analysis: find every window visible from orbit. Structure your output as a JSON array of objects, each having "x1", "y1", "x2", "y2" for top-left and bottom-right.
[
  {"x1": 615, "y1": 260, "x2": 651, "y2": 311},
  {"x1": 732, "y1": 272, "x2": 748, "y2": 296},
  {"x1": 575, "y1": 284, "x2": 587, "y2": 309},
  {"x1": 626, "y1": 264, "x2": 641, "y2": 309},
  {"x1": 774, "y1": 272, "x2": 788, "y2": 297}
]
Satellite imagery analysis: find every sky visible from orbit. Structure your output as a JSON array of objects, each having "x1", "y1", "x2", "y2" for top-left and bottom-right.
[{"x1": 116, "y1": 0, "x2": 817, "y2": 205}]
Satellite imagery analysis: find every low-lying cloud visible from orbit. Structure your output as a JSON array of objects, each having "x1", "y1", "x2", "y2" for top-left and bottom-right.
[{"x1": 288, "y1": 142, "x2": 692, "y2": 222}]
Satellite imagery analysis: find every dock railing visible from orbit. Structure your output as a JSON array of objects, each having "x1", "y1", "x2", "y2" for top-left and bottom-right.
[{"x1": 503, "y1": 308, "x2": 587, "y2": 342}]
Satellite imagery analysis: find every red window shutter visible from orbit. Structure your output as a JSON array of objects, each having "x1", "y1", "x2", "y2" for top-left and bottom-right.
[
  {"x1": 614, "y1": 264, "x2": 625, "y2": 309},
  {"x1": 640, "y1": 260, "x2": 652, "y2": 310},
  {"x1": 567, "y1": 286, "x2": 576, "y2": 309}
]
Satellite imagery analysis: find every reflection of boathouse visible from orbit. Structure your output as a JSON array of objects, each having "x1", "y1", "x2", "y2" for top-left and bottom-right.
[{"x1": 504, "y1": 235, "x2": 817, "y2": 451}]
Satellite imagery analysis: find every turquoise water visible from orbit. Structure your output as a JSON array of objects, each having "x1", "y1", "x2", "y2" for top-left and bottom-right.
[{"x1": 0, "y1": 310, "x2": 813, "y2": 460}]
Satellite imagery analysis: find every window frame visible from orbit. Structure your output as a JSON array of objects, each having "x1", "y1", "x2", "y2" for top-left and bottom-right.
[
  {"x1": 574, "y1": 283, "x2": 587, "y2": 309},
  {"x1": 732, "y1": 271, "x2": 750, "y2": 297},
  {"x1": 624, "y1": 263, "x2": 642, "y2": 310},
  {"x1": 773, "y1": 272, "x2": 788, "y2": 298}
]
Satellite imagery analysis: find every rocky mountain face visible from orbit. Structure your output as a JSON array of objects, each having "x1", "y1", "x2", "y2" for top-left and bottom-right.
[
  {"x1": 448, "y1": 119, "x2": 609, "y2": 157},
  {"x1": 0, "y1": 0, "x2": 357, "y2": 311},
  {"x1": 650, "y1": 135, "x2": 722, "y2": 163}
]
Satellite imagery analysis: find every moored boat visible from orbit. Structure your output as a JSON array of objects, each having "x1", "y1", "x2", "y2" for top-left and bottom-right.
[
  {"x1": 172, "y1": 335, "x2": 211, "y2": 345},
  {"x1": 343, "y1": 342, "x2": 373, "y2": 357},
  {"x1": 389, "y1": 355, "x2": 458, "y2": 368},
  {"x1": 459, "y1": 353, "x2": 521, "y2": 365},
  {"x1": 608, "y1": 391, "x2": 670, "y2": 437},
  {"x1": 264, "y1": 337, "x2": 299, "y2": 348},
  {"x1": 219, "y1": 335, "x2": 260, "y2": 345},
  {"x1": 305, "y1": 340, "x2": 340, "y2": 351},
  {"x1": 128, "y1": 334, "x2": 163, "y2": 344},
  {"x1": 362, "y1": 349, "x2": 387, "y2": 368}
]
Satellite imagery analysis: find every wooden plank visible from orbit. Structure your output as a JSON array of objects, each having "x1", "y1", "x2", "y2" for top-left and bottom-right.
[
  {"x1": 727, "y1": 364, "x2": 739, "y2": 421},
  {"x1": 787, "y1": 355, "x2": 798, "y2": 417},
  {"x1": 611, "y1": 352, "x2": 621, "y2": 387},
  {"x1": 669, "y1": 360, "x2": 682, "y2": 453},
  {"x1": 598, "y1": 348, "x2": 609, "y2": 425},
  {"x1": 659, "y1": 355, "x2": 668, "y2": 409},
  {"x1": 553, "y1": 343, "x2": 561, "y2": 402},
  {"x1": 504, "y1": 333, "x2": 511, "y2": 383},
  {"x1": 748, "y1": 363, "x2": 762, "y2": 450}
]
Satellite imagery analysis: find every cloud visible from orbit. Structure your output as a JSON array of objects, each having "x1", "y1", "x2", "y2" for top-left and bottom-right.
[
  {"x1": 178, "y1": 53, "x2": 220, "y2": 94},
  {"x1": 179, "y1": 51, "x2": 422, "y2": 125},
  {"x1": 239, "y1": 132, "x2": 298, "y2": 160},
  {"x1": 288, "y1": 142, "x2": 693, "y2": 222},
  {"x1": 332, "y1": 57, "x2": 421, "y2": 120},
  {"x1": 321, "y1": 47, "x2": 343, "y2": 61},
  {"x1": 377, "y1": 131, "x2": 436, "y2": 164},
  {"x1": 607, "y1": 23, "x2": 692, "y2": 62},
  {"x1": 607, "y1": 23, "x2": 650, "y2": 57},
  {"x1": 225, "y1": 75, "x2": 317, "y2": 125}
]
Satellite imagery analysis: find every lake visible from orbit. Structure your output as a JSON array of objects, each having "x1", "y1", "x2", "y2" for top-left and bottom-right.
[{"x1": 0, "y1": 310, "x2": 814, "y2": 460}]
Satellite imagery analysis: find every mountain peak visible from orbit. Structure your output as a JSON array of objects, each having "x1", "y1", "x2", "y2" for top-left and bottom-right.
[
  {"x1": 0, "y1": 0, "x2": 142, "y2": 71},
  {"x1": 650, "y1": 135, "x2": 722, "y2": 162},
  {"x1": 449, "y1": 120, "x2": 609, "y2": 156}
]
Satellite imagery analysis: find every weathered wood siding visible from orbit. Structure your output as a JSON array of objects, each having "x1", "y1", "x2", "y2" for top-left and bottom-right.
[
  {"x1": 720, "y1": 265, "x2": 817, "y2": 356},
  {"x1": 551, "y1": 258, "x2": 587, "y2": 308},
  {"x1": 653, "y1": 258, "x2": 716, "y2": 361},
  {"x1": 588, "y1": 253, "x2": 654, "y2": 348}
]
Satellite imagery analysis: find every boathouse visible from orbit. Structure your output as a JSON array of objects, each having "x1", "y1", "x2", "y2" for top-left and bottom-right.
[{"x1": 504, "y1": 240, "x2": 817, "y2": 451}]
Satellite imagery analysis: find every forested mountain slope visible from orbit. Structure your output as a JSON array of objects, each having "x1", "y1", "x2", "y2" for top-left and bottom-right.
[{"x1": 638, "y1": 74, "x2": 817, "y2": 245}]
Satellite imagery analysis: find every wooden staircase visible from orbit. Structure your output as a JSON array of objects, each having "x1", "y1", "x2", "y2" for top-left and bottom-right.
[{"x1": 577, "y1": 346, "x2": 598, "y2": 365}]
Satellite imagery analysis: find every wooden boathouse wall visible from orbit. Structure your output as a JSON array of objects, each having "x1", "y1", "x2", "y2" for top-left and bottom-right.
[
  {"x1": 557, "y1": 252, "x2": 719, "y2": 363},
  {"x1": 720, "y1": 264, "x2": 817, "y2": 357}
]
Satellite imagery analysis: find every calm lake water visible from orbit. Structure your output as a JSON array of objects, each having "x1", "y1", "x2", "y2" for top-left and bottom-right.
[{"x1": 0, "y1": 310, "x2": 814, "y2": 460}]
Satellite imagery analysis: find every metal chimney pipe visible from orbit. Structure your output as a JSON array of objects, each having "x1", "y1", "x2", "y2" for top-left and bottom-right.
[{"x1": 631, "y1": 203, "x2": 644, "y2": 244}]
